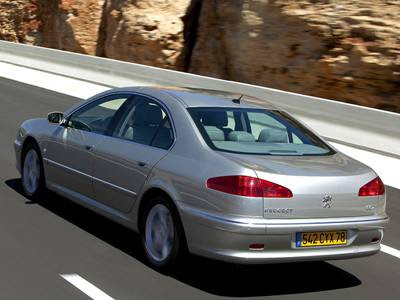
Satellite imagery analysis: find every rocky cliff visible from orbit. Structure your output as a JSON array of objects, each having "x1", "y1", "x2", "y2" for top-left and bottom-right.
[
  {"x1": 1, "y1": 0, "x2": 399, "y2": 112},
  {"x1": 0, "y1": 0, "x2": 38, "y2": 43},
  {"x1": 36, "y1": 0, "x2": 105, "y2": 55},
  {"x1": 190, "y1": 0, "x2": 400, "y2": 112},
  {"x1": 98, "y1": 0, "x2": 192, "y2": 70}
]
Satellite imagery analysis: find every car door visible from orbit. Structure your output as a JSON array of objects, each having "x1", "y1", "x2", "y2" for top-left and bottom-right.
[
  {"x1": 91, "y1": 95, "x2": 174, "y2": 212},
  {"x1": 45, "y1": 94, "x2": 133, "y2": 199}
]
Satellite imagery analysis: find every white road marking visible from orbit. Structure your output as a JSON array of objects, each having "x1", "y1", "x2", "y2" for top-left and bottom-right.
[
  {"x1": 381, "y1": 244, "x2": 400, "y2": 259},
  {"x1": 0, "y1": 62, "x2": 109, "y2": 99},
  {"x1": 60, "y1": 274, "x2": 115, "y2": 300}
]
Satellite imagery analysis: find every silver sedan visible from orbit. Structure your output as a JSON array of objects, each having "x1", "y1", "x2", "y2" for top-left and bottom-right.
[{"x1": 14, "y1": 86, "x2": 388, "y2": 271}]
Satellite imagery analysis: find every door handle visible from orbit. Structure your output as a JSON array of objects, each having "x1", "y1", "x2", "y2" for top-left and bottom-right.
[
  {"x1": 138, "y1": 161, "x2": 147, "y2": 167},
  {"x1": 85, "y1": 145, "x2": 94, "y2": 151}
]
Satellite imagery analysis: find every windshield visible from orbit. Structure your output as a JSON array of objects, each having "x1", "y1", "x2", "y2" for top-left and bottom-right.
[{"x1": 188, "y1": 107, "x2": 335, "y2": 156}]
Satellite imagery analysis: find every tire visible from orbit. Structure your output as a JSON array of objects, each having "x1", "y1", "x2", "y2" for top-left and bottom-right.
[
  {"x1": 140, "y1": 196, "x2": 186, "y2": 272},
  {"x1": 21, "y1": 142, "x2": 45, "y2": 199}
]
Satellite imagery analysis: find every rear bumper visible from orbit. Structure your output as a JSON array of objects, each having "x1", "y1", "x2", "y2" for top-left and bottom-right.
[{"x1": 180, "y1": 206, "x2": 389, "y2": 264}]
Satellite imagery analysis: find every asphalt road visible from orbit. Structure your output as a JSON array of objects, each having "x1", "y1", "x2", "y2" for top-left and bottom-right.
[{"x1": 0, "y1": 77, "x2": 399, "y2": 300}]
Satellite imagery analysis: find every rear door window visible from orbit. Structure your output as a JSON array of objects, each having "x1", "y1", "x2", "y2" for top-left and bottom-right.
[{"x1": 112, "y1": 96, "x2": 174, "y2": 149}]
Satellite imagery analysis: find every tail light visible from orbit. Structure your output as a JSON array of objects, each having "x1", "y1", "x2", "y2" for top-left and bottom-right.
[
  {"x1": 206, "y1": 176, "x2": 293, "y2": 198},
  {"x1": 359, "y1": 176, "x2": 385, "y2": 197}
]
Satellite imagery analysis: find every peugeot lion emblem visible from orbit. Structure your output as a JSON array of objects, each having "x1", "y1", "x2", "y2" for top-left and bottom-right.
[{"x1": 322, "y1": 195, "x2": 332, "y2": 208}]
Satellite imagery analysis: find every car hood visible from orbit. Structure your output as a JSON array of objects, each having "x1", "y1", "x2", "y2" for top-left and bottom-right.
[{"x1": 219, "y1": 152, "x2": 372, "y2": 177}]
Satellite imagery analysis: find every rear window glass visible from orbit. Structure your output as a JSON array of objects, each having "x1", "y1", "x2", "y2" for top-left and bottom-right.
[{"x1": 188, "y1": 107, "x2": 335, "y2": 156}]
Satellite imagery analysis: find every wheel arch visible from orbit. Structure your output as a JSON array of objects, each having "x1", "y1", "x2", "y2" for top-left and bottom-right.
[
  {"x1": 20, "y1": 135, "x2": 46, "y2": 198},
  {"x1": 21, "y1": 136, "x2": 40, "y2": 160},
  {"x1": 137, "y1": 186, "x2": 185, "y2": 237}
]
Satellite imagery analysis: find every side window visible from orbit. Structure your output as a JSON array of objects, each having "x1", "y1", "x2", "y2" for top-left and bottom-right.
[
  {"x1": 292, "y1": 132, "x2": 304, "y2": 144},
  {"x1": 113, "y1": 96, "x2": 174, "y2": 149},
  {"x1": 68, "y1": 95, "x2": 130, "y2": 134},
  {"x1": 151, "y1": 115, "x2": 174, "y2": 149}
]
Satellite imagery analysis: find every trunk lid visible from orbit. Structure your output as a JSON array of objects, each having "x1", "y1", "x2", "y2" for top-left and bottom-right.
[{"x1": 220, "y1": 152, "x2": 386, "y2": 219}]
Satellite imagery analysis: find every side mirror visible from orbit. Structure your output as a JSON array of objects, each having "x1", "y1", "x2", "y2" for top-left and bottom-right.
[{"x1": 47, "y1": 112, "x2": 64, "y2": 124}]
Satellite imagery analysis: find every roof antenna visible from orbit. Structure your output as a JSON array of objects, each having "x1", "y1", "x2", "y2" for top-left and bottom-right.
[{"x1": 232, "y1": 94, "x2": 243, "y2": 104}]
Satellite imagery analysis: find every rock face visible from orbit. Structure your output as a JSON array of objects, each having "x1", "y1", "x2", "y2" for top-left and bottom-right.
[
  {"x1": 22, "y1": 0, "x2": 191, "y2": 69},
  {"x1": 36, "y1": 0, "x2": 106, "y2": 55},
  {"x1": 99, "y1": 0, "x2": 192, "y2": 70},
  {"x1": 190, "y1": 0, "x2": 400, "y2": 112},
  {"x1": 0, "y1": 0, "x2": 39, "y2": 43},
  {"x1": 0, "y1": 0, "x2": 399, "y2": 112}
]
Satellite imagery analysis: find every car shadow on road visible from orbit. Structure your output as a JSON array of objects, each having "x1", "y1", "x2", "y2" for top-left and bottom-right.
[
  {"x1": 5, "y1": 178, "x2": 361, "y2": 297},
  {"x1": 174, "y1": 258, "x2": 361, "y2": 297}
]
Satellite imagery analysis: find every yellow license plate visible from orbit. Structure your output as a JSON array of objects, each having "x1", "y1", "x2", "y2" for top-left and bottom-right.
[{"x1": 296, "y1": 231, "x2": 347, "y2": 247}]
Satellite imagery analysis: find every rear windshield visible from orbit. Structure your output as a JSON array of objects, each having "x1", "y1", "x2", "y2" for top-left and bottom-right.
[{"x1": 188, "y1": 107, "x2": 335, "y2": 156}]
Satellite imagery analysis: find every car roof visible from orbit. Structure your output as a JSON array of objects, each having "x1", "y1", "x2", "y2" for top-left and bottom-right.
[{"x1": 111, "y1": 86, "x2": 278, "y2": 110}]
